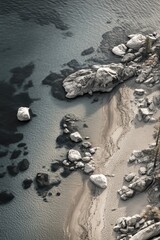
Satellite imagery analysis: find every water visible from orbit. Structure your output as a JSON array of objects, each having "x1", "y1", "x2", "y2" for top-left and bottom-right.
[{"x1": 0, "y1": 0, "x2": 160, "y2": 239}]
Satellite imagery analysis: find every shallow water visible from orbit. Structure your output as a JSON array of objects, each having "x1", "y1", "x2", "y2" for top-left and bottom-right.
[{"x1": 0, "y1": 0, "x2": 160, "y2": 239}]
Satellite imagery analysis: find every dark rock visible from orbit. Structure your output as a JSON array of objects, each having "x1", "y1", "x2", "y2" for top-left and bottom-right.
[
  {"x1": 10, "y1": 149, "x2": 21, "y2": 160},
  {"x1": 0, "y1": 191, "x2": 14, "y2": 204},
  {"x1": 61, "y1": 68, "x2": 74, "y2": 77},
  {"x1": 42, "y1": 72, "x2": 63, "y2": 86},
  {"x1": 10, "y1": 62, "x2": 35, "y2": 87},
  {"x1": 48, "y1": 192, "x2": 52, "y2": 196},
  {"x1": 22, "y1": 178, "x2": 33, "y2": 189},
  {"x1": 83, "y1": 123, "x2": 88, "y2": 128},
  {"x1": 36, "y1": 173, "x2": 50, "y2": 188},
  {"x1": 0, "y1": 172, "x2": 6, "y2": 178},
  {"x1": 81, "y1": 47, "x2": 95, "y2": 56},
  {"x1": 7, "y1": 165, "x2": 19, "y2": 176},
  {"x1": 60, "y1": 167, "x2": 72, "y2": 178},
  {"x1": 23, "y1": 80, "x2": 33, "y2": 91},
  {"x1": 18, "y1": 159, "x2": 29, "y2": 171},
  {"x1": 56, "y1": 192, "x2": 61, "y2": 196},
  {"x1": 51, "y1": 160, "x2": 61, "y2": 172},
  {"x1": 66, "y1": 59, "x2": 81, "y2": 70},
  {"x1": 56, "y1": 134, "x2": 76, "y2": 149},
  {"x1": 17, "y1": 142, "x2": 26, "y2": 148},
  {"x1": 51, "y1": 80, "x2": 66, "y2": 100},
  {"x1": 23, "y1": 151, "x2": 28, "y2": 156},
  {"x1": 0, "y1": 149, "x2": 8, "y2": 158}
]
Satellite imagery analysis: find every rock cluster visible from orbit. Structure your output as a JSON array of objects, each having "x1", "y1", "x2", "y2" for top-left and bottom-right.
[
  {"x1": 134, "y1": 93, "x2": 159, "y2": 123},
  {"x1": 114, "y1": 213, "x2": 156, "y2": 240}
]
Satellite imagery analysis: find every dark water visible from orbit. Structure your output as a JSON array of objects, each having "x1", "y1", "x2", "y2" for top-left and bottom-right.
[{"x1": 0, "y1": 0, "x2": 160, "y2": 239}]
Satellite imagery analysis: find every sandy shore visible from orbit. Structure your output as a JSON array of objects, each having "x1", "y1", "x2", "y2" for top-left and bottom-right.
[{"x1": 65, "y1": 84, "x2": 156, "y2": 240}]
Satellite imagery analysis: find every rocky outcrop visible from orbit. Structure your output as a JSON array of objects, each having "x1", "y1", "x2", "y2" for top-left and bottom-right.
[
  {"x1": 90, "y1": 174, "x2": 107, "y2": 188},
  {"x1": 63, "y1": 63, "x2": 137, "y2": 98},
  {"x1": 17, "y1": 107, "x2": 30, "y2": 121}
]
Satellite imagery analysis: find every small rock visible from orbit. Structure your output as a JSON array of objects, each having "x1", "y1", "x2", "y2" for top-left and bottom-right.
[
  {"x1": 82, "y1": 156, "x2": 91, "y2": 163},
  {"x1": 64, "y1": 128, "x2": 70, "y2": 134},
  {"x1": 81, "y1": 47, "x2": 95, "y2": 56},
  {"x1": 22, "y1": 178, "x2": 33, "y2": 189},
  {"x1": 0, "y1": 191, "x2": 14, "y2": 204},
  {"x1": 17, "y1": 107, "x2": 30, "y2": 121},
  {"x1": 82, "y1": 141, "x2": 92, "y2": 148},
  {"x1": 124, "y1": 173, "x2": 136, "y2": 182},
  {"x1": 7, "y1": 165, "x2": 19, "y2": 176},
  {"x1": 139, "y1": 167, "x2": 147, "y2": 175},
  {"x1": 112, "y1": 44, "x2": 127, "y2": 57},
  {"x1": 18, "y1": 159, "x2": 29, "y2": 171},
  {"x1": 134, "y1": 89, "x2": 145, "y2": 96},
  {"x1": 70, "y1": 132, "x2": 82, "y2": 142}
]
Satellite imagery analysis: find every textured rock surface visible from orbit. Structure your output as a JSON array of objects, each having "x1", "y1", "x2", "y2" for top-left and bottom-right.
[
  {"x1": 90, "y1": 174, "x2": 107, "y2": 188},
  {"x1": 127, "y1": 34, "x2": 146, "y2": 49},
  {"x1": 70, "y1": 131, "x2": 82, "y2": 142},
  {"x1": 68, "y1": 149, "x2": 82, "y2": 162},
  {"x1": 63, "y1": 63, "x2": 137, "y2": 98},
  {"x1": 17, "y1": 107, "x2": 30, "y2": 121},
  {"x1": 112, "y1": 43, "x2": 127, "y2": 56}
]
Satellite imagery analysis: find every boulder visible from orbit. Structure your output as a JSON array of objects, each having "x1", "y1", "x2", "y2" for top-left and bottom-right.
[
  {"x1": 17, "y1": 107, "x2": 30, "y2": 121},
  {"x1": 63, "y1": 63, "x2": 137, "y2": 98},
  {"x1": 70, "y1": 132, "x2": 82, "y2": 142},
  {"x1": 82, "y1": 156, "x2": 91, "y2": 163},
  {"x1": 68, "y1": 149, "x2": 82, "y2": 162},
  {"x1": 51, "y1": 160, "x2": 61, "y2": 172},
  {"x1": 127, "y1": 34, "x2": 146, "y2": 50},
  {"x1": 112, "y1": 44, "x2": 127, "y2": 56},
  {"x1": 0, "y1": 191, "x2": 14, "y2": 204},
  {"x1": 90, "y1": 174, "x2": 107, "y2": 188}
]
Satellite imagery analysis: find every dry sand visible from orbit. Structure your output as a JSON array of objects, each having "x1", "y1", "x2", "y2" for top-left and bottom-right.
[{"x1": 65, "y1": 84, "x2": 157, "y2": 240}]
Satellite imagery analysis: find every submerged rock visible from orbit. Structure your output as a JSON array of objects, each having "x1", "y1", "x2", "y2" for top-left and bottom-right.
[
  {"x1": 90, "y1": 174, "x2": 107, "y2": 188},
  {"x1": 17, "y1": 107, "x2": 30, "y2": 121},
  {"x1": 36, "y1": 173, "x2": 50, "y2": 188},
  {"x1": 18, "y1": 159, "x2": 29, "y2": 171},
  {"x1": 0, "y1": 191, "x2": 14, "y2": 204},
  {"x1": 81, "y1": 47, "x2": 95, "y2": 56},
  {"x1": 22, "y1": 178, "x2": 33, "y2": 189}
]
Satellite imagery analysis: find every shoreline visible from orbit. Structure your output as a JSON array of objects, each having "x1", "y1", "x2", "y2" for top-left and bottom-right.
[{"x1": 65, "y1": 83, "x2": 157, "y2": 240}]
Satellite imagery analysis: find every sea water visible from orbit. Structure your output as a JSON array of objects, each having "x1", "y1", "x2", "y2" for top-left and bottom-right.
[{"x1": 0, "y1": 0, "x2": 160, "y2": 239}]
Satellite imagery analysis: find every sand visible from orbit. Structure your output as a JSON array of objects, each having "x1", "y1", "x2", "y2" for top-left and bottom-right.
[{"x1": 65, "y1": 84, "x2": 157, "y2": 240}]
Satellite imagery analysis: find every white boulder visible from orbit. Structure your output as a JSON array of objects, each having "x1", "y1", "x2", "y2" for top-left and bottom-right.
[
  {"x1": 17, "y1": 107, "x2": 30, "y2": 121},
  {"x1": 70, "y1": 131, "x2": 82, "y2": 142},
  {"x1": 112, "y1": 44, "x2": 127, "y2": 57},
  {"x1": 127, "y1": 34, "x2": 146, "y2": 50},
  {"x1": 90, "y1": 174, "x2": 107, "y2": 188},
  {"x1": 68, "y1": 149, "x2": 82, "y2": 162}
]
